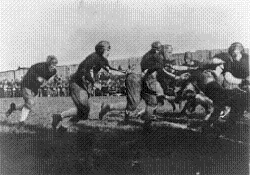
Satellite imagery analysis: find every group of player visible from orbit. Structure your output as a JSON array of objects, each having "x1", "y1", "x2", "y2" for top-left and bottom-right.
[{"x1": 5, "y1": 40, "x2": 249, "y2": 131}]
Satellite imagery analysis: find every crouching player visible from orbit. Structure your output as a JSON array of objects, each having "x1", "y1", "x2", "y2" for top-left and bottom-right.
[
  {"x1": 52, "y1": 41, "x2": 123, "y2": 132},
  {"x1": 5, "y1": 55, "x2": 58, "y2": 126}
]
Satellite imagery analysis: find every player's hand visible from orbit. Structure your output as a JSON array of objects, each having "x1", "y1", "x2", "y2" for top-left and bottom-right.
[
  {"x1": 37, "y1": 77, "x2": 45, "y2": 84},
  {"x1": 180, "y1": 73, "x2": 191, "y2": 80},
  {"x1": 189, "y1": 66, "x2": 198, "y2": 70}
]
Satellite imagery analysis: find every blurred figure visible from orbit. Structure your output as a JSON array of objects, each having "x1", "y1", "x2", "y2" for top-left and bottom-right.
[
  {"x1": 3, "y1": 80, "x2": 8, "y2": 98},
  {"x1": 5, "y1": 55, "x2": 58, "y2": 126},
  {"x1": 0, "y1": 82, "x2": 4, "y2": 98}
]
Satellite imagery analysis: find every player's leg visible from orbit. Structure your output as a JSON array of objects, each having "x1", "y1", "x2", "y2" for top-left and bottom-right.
[
  {"x1": 142, "y1": 104, "x2": 157, "y2": 131},
  {"x1": 52, "y1": 81, "x2": 78, "y2": 130},
  {"x1": 5, "y1": 88, "x2": 30, "y2": 117},
  {"x1": 19, "y1": 88, "x2": 36, "y2": 123},
  {"x1": 53, "y1": 81, "x2": 91, "y2": 130},
  {"x1": 124, "y1": 77, "x2": 143, "y2": 121},
  {"x1": 99, "y1": 73, "x2": 142, "y2": 121},
  {"x1": 52, "y1": 107, "x2": 78, "y2": 130},
  {"x1": 99, "y1": 101, "x2": 127, "y2": 120},
  {"x1": 223, "y1": 88, "x2": 249, "y2": 125},
  {"x1": 5, "y1": 102, "x2": 17, "y2": 117},
  {"x1": 141, "y1": 92, "x2": 158, "y2": 128}
]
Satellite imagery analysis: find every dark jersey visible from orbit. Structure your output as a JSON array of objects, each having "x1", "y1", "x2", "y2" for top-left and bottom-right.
[
  {"x1": 140, "y1": 50, "x2": 169, "y2": 93},
  {"x1": 215, "y1": 53, "x2": 249, "y2": 79},
  {"x1": 21, "y1": 62, "x2": 57, "y2": 95},
  {"x1": 214, "y1": 52, "x2": 249, "y2": 79},
  {"x1": 72, "y1": 52, "x2": 110, "y2": 86},
  {"x1": 140, "y1": 50, "x2": 165, "y2": 73}
]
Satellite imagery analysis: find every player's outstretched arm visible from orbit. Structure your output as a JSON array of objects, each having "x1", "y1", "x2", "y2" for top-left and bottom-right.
[
  {"x1": 104, "y1": 66, "x2": 126, "y2": 74},
  {"x1": 224, "y1": 72, "x2": 243, "y2": 85}
]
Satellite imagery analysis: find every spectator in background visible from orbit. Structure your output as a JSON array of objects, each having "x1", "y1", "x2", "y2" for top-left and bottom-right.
[
  {"x1": 57, "y1": 86, "x2": 61, "y2": 97},
  {"x1": 5, "y1": 55, "x2": 58, "y2": 127},
  {"x1": 3, "y1": 80, "x2": 8, "y2": 98},
  {"x1": 43, "y1": 86, "x2": 48, "y2": 97},
  {"x1": 64, "y1": 82, "x2": 69, "y2": 96},
  {"x1": 12, "y1": 85, "x2": 16, "y2": 98},
  {"x1": 14, "y1": 80, "x2": 21, "y2": 97},
  {"x1": 182, "y1": 51, "x2": 201, "y2": 68},
  {"x1": 38, "y1": 88, "x2": 42, "y2": 97},
  {"x1": 0, "y1": 82, "x2": 4, "y2": 97}
]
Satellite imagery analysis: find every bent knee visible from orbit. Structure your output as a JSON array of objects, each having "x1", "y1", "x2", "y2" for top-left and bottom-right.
[
  {"x1": 24, "y1": 99, "x2": 35, "y2": 110},
  {"x1": 77, "y1": 105, "x2": 90, "y2": 115}
]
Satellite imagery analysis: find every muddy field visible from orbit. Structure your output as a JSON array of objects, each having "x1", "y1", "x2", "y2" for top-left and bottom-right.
[{"x1": 0, "y1": 96, "x2": 249, "y2": 175}]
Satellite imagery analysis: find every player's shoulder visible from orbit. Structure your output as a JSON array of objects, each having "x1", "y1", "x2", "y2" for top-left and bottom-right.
[
  {"x1": 83, "y1": 52, "x2": 100, "y2": 63},
  {"x1": 142, "y1": 50, "x2": 151, "y2": 59},
  {"x1": 213, "y1": 52, "x2": 232, "y2": 63},
  {"x1": 30, "y1": 62, "x2": 47, "y2": 70}
]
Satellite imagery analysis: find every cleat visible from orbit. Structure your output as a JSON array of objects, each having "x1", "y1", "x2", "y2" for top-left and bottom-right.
[
  {"x1": 99, "y1": 102, "x2": 110, "y2": 120},
  {"x1": 5, "y1": 103, "x2": 16, "y2": 118},
  {"x1": 52, "y1": 114, "x2": 63, "y2": 130}
]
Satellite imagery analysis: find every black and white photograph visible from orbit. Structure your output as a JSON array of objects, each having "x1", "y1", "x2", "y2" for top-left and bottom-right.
[{"x1": 0, "y1": 0, "x2": 251, "y2": 175}]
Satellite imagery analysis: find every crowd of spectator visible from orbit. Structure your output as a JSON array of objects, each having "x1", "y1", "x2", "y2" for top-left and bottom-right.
[
  {"x1": 0, "y1": 72, "x2": 126, "y2": 98},
  {"x1": 0, "y1": 79, "x2": 21, "y2": 98}
]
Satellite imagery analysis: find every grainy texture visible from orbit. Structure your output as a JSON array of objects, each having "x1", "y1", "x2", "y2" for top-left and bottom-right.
[{"x1": 0, "y1": 97, "x2": 249, "y2": 175}]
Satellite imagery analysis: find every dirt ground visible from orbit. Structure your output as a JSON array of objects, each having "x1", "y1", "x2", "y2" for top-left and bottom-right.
[{"x1": 0, "y1": 96, "x2": 249, "y2": 175}]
